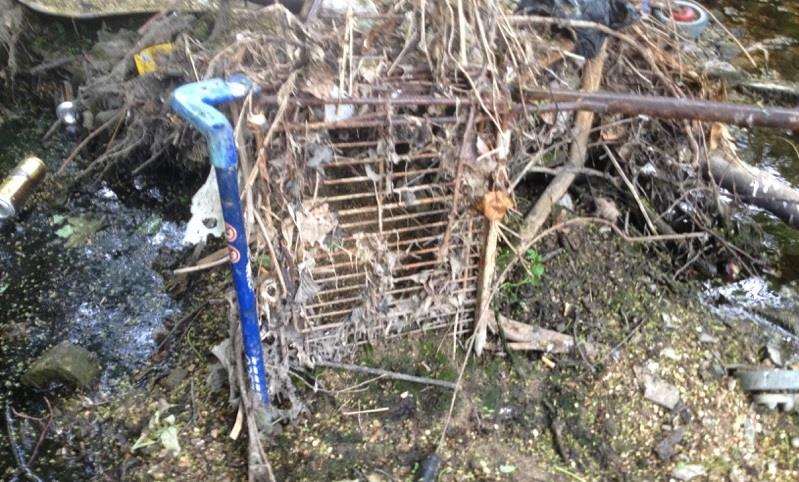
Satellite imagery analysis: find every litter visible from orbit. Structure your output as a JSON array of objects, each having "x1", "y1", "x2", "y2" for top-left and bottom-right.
[{"x1": 0, "y1": 156, "x2": 47, "y2": 221}]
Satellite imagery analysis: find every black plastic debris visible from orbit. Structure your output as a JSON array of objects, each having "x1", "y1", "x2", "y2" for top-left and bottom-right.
[
  {"x1": 516, "y1": 0, "x2": 640, "y2": 58},
  {"x1": 417, "y1": 453, "x2": 442, "y2": 482}
]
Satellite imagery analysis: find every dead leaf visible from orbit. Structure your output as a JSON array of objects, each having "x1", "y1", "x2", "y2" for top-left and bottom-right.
[
  {"x1": 480, "y1": 191, "x2": 513, "y2": 221},
  {"x1": 601, "y1": 116, "x2": 627, "y2": 141},
  {"x1": 595, "y1": 197, "x2": 620, "y2": 223},
  {"x1": 301, "y1": 61, "x2": 336, "y2": 99},
  {"x1": 295, "y1": 202, "x2": 337, "y2": 247}
]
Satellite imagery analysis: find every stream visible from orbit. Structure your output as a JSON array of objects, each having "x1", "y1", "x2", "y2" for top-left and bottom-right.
[
  {"x1": 0, "y1": 104, "x2": 192, "y2": 478},
  {"x1": 700, "y1": 0, "x2": 799, "y2": 347},
  {"x1": 0, "y1": 0, "x2": 798, "y2": 479}
]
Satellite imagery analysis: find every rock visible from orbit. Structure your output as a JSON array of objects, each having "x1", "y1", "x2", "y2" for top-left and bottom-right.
[
  {"x1": 595, "y1": 197, "x2": 620, "y2": 223},
  {"x1": 644, "y1": 376, "x2": 681, "y2": 410},
  {"x1": 654, "y1": 427, "x2": 685, "y2": 460},
  {"x1": 22, "y1": 341, "x2": 100, "y2": 389},
  {"x1": 766, "y1": 343, "x2": 784, "y2": 367},
  {"x1": 672, "y1": 463, "x2": 706, "y2": 481},
  {"x1": 698, "y1": 333, "x2": 717, "y2": 344},
  {"x1": 703, "y1": 60, "x2": 745, "y2": 82},
  {"x1": 161, "y1": 367, "x2": 188, "y2": 391}
]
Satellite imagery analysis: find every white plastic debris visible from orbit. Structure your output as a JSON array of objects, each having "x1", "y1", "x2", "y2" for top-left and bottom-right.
[
  {"x1": 324, "y1": 86, "x2": 355, "y2": 123},
  {"x1": 557, "y1": 193, "x2": 574, "y2": 211},
  {"x1": 183, "y1": 168, "x2": 224, "y2": 245}
]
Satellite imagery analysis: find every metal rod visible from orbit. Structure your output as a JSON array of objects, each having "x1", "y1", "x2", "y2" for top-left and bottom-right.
[
  {"x1": 304, "y1": 299, "x2": 478, "y2": 328},
  {"x1": 306, "y1": 285, "x2": 479, "y2": 312},
  {"x1": 339, "y1": 209, "x2": 450, "y2": 229},
  {"x1": 338, "y1": 196, "x2": 451, "y2": 216},
  {"x1": 524, "y1": 89, "x2": 799, "y2": 131},
  {"x1": 254, "y1": 90, "x2": 799, "y2": 131},
  {"x1": 321, "y1": 168, "x2": 442, "y2": 186},
  {"x1": 171, "y1": 77, "x2": 269, "y2": 406}
]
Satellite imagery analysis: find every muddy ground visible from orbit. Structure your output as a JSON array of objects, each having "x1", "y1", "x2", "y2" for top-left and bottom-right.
[{"x1": 37, "y1": 223, "x2": 795, "y2": 481}]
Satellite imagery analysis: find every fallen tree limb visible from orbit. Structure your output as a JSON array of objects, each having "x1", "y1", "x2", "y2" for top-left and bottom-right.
[
  {"x1": 519, "y1": 42, "x2": 608, "y2": 243},
  {"x1": 707, "y1": 151, "x2": 799, "y2": 229}
]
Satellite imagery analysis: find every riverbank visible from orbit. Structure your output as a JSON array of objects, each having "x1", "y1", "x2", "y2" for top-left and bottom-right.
[{"x1": 2, "y1": 0, "x2": 799, "y2": 480}]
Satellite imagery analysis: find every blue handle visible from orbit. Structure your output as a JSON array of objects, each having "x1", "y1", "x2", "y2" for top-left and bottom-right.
[{"x1": 170, "y1": 77, "x2": 269, "y2": 406}]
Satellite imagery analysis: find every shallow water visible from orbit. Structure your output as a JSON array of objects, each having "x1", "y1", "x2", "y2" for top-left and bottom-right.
[
  {"x1": 0, "y1": 107, "x2": 188, "y2": 478},
  {"x1": 699, "y1": 0, "x2": 799, "y2": 345}
]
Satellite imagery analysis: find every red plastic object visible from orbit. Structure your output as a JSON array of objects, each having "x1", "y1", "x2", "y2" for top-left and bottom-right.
[{"x1": 672, "y1": 6, "x2": 698, "y2": 22}]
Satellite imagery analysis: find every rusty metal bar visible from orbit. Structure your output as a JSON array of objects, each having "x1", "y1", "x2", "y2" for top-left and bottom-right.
[
  {"x1": 284, "y1": 115, "x2": 458, "y2": 131},
  {"x1": 326, "y1": 152, "x2": 437, "y2": 168},
  {"x1": 316, "y1": 183, "x2": 447, "y2": 204},
  {"x1": 305, "y1": 287, "x2": 479, "y2": 320},
  {"x1": 524, "y1": 89, "x2": 799, "y2": 131},
  {"x1": 340, "y1": 210, "x2": 450, "y2": 230},
  {"x1": 312, "y1": 241, "x2": 443, "y2": 273},
  {"x1": 307, "y1": 284, "x2": 479, "y2": 311},
  {"x1": 300, "y1": 299, "x2": 477, "y2": 334},
  {"x1": 338, "y1": 195, "x2": 451, "y2": 216},
  {"x1": 321, "y1": 168, "x2": 442, "y2": 185},
  {"x1": 308, "y1": 320, "x2": 474, "y2": 347},
  {"x1": 313, "y1": 255, "x2": 481, "y2": 285}
]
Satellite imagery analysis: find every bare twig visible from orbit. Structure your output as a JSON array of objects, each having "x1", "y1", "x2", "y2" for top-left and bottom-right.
[
  {"x1": 5, "y1": 402, "x2": 43, "y2": 482},
  {"x1": 57, "y1": 110, "x2": 123, "y2": 175},
  {"x1": 315, "y1": 360, "x2": 456, "y2": 390}
]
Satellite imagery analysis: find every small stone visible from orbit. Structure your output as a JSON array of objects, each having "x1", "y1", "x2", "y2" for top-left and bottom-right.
[
  {"x1": 791, "y1": 437, "x2": 799, "y2": 449},
  {"x1": 655, "y1": 427, "x2": 685, "y2": 461},
  {"x1": 672, "y1": 463, "x2": 706, "y2": 481},
  {"x1": 21, "y1": 341, "x2": 100, "y2": 389},
  {"x1": 644, "y1": 377, "x2": 681, "y2": 410},
  {"x1": 161, "y1": 367, "x2": 188, "y2": 391},
  {"x1": 661, "y1": 348, "x2": 681, "y2": 361},
  {"x1": 699, "y1": 333, "x2": 717, "y2": 344},
  {"x1": 703, "y1": 60, "x2": 744, "y2": 81},
  {"x1": 766, "y1": 344, "x2": 784, "y2": 367}
]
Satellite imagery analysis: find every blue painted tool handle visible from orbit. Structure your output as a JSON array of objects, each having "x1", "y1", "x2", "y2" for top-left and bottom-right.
[{"x1": 171, "y1": 77, "x2": 269, "y2": 406}]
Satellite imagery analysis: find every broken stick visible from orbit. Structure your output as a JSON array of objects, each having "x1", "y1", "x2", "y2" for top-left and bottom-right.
[
  {"x1": 489, "y1": 312, "x2": 600, "y2": 357},
  {"x1": 519, "y1": 41, "x2": 608, "y2": 244},
  {"x1": 474, "y1": 191, "x2": 513, "y2": 356}
]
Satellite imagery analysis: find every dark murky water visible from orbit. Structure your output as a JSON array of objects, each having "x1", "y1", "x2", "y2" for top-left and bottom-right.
[
  {"x1": 0, "y1": 106, "x2": 189, "y2": 479},
  {"x1": 701, "y1": 0, "x2": 799, "y2": 340}
]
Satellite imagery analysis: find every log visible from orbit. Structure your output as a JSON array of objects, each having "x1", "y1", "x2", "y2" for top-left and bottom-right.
[{"x1": 707, "y1": 152, "x2": 799, "y2": 229}]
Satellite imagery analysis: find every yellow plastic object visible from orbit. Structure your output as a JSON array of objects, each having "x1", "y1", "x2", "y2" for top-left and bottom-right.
[{"x1": 134, "y1": 43, "x2": 174, "y2": 75}]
